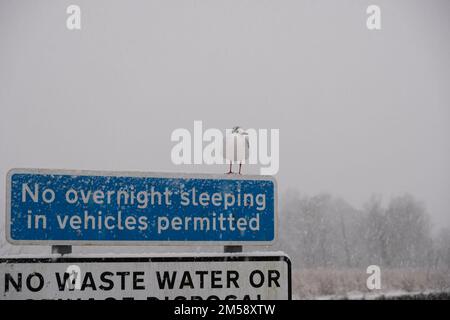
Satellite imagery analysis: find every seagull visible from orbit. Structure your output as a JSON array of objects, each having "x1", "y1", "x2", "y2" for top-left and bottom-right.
[{"x1": 223, "y1": 126, "x2": 250, "y2": 174}]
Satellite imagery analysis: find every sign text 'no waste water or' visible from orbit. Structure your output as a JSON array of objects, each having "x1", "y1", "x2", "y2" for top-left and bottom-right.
[
  {"x1": 0, "y1": 255, "x2": 291, "y2": 300},
  {"x1": 6, "y1": 169, "x2": 276, "y2": 245}
]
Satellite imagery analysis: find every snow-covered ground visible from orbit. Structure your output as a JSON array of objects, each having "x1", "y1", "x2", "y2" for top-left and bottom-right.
[
  {"x1": 316, "y1": 290, "x2": 434, "y2": 300},
  {"x1": 294, "y1": 289, "x2": 449, "y2": 300}
]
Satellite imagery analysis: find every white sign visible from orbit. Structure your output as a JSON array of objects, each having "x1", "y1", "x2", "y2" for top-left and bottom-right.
[{"x1": 0, "y1": 255, "x2": 291, "y2": 300}]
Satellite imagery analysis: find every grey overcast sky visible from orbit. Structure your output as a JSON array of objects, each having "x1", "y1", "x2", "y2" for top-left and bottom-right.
[{"x1": 1, "y1": 0, "x2": 449, "y2": 250}]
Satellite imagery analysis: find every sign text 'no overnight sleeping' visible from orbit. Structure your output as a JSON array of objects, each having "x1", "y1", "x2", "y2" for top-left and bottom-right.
[{"x1": 6, "y1": 169, "x2": 276, "y2": 245}]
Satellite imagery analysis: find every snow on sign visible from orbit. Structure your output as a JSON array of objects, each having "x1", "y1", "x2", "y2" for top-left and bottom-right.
[
  {"x1": 0, "y1": 255, "x2": 291, "y2": 300},
  {"x1": 6, "y1": 168, "x2": 276, "y2": 245}
]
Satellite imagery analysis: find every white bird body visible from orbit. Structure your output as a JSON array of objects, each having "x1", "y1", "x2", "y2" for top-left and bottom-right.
[{"x1": 223, "y1": 126, "x2": 249, "y2": 174}]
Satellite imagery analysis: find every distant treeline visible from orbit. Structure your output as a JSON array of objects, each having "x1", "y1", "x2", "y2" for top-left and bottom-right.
[{"x1": 277, "y1": 192, "x2": 450, "y2": 270}]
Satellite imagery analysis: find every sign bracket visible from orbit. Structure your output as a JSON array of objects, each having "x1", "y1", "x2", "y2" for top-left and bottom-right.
[
  {"x1": 51, "y1": 245, "x2": 72, "y2": 255},
  {"x1": 224, "y1": 245, "x2": 243, "y2": 253}
]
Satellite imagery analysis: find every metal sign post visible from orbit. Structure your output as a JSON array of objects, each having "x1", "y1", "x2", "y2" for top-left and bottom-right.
[
  {"x1": 51, "y1": 245, "x2": 72, "y2": 255},
  {"x1": 224, "y1": 245, "x2": 243, "y2": 253}
]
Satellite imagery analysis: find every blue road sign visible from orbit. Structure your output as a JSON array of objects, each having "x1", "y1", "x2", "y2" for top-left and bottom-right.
[{"x1": 6, "y1": 169, "x2": 277, "y2": 245}]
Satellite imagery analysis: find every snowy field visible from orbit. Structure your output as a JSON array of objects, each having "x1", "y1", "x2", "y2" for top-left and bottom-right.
[{"x1": 292, "y1": 268, "x2": 450, "y2": 300}]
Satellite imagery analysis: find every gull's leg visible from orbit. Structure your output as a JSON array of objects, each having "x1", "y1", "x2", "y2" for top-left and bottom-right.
[
  {"x1": 238, "y1": 162, "x2": 242, "y2": 175},
  {"x1": 227, "y1": 162, "x2": 233, "y2": 174}
]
